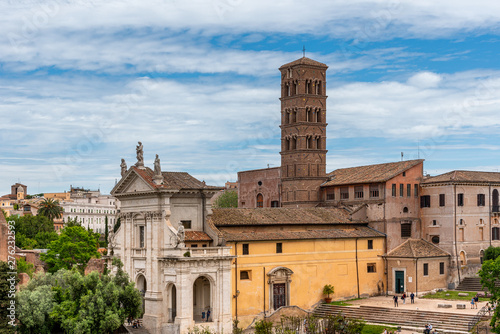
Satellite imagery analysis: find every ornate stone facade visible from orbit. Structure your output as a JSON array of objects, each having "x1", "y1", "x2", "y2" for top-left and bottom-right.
[{"x1": 109, "y1": 157, "x2": 233, "y2": 334}]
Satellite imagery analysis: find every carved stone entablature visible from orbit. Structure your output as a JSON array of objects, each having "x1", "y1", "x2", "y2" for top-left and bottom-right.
[
  {"x1": 267, "y1": 266, "x2": 293, "y2": 284},
  {"x1": 135, "y1": 268, "x2": 146, "y2": 276}
]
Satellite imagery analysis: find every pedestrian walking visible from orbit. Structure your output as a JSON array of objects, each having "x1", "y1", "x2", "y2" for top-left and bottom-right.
[
  {"x1": 474, "y1": 294, "x2": 479, "y2": 309},
  {"x1": 410, "y1": 292, "x2": 415, "y2": 304},
  {"x1": 206, "y1": 309, "x2": 211, "y2": 322},
  {"x1": 393, "y1": 295, "x2": 398, "y2": 307},
  {"x1": 471, "y1": 297, "x2": 475, "y2": 309},
  {"x1": 402, "y1": 292, "x2": 406, "y2": 304}
]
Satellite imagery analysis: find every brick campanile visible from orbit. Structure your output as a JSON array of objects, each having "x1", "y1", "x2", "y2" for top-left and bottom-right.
[{"x1": 279, "y1": 57, "x2": 328, "y2": 207}]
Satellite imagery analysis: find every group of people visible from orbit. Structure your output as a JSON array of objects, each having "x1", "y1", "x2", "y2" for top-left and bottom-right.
[
  {"x1": 470, "y1": 294, "x2": 480, "y2": 309},
  {"x1": 424, "y1": 323, "x2": 434, "y2": 334},
  {"x1": 393, "y1": 292, "x2": 415, "y2": 306},
  {"x1": 127, "y1": 317, "x2": 142, "y2": 329},
  {"x1": 201, "y1": 309, "x2": 211, "y2": 322}
]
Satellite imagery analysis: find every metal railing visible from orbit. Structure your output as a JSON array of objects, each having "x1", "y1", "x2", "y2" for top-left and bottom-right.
[{"x1": 469, "y1": 306, "x2": 489, "y2": 332}]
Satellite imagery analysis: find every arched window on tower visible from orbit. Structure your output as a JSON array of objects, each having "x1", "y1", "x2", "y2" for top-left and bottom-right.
[
  {"x1": 316, "y1": 108, "x2": 321, "y2": 122},
  {"x1": 317, "y1": 81, "x2": 322, "y2": 95},
  {"x1": 257, "y1": 194, "x2": 263, "y2": 208}
]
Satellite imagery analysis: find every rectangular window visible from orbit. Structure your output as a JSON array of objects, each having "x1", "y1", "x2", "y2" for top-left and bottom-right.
[
  {"x1": 370, "y1": 184, "x2": 379, "y2": 198},
  {"x1": 367, "y1": 240, "x2": 373, "y2": 249},
  {"x1": 420, "y1": 195, "x2": 431, "y2": 208},
  {"x1": 276, "y1": 243, "x2": 282, "y2": 254},
  {"x1": 326, "y1": 192, "x2": 335, "y2": 200},
  {"x1": 181, "y1": 220, "x2": 192, "y2": 229},
  {"x1": 400, "y1": 184, "x2": 404, "y2": 197},
  {"x1": 439, "y1": 194, "x2": 445, "y2": 207},
  {"x1": 493, "y1": 227, "x2": 500, "y2": 241},
  {"x1": 458, "y1": 193, "x2": 464, "y2": 206},
  {"x1": 401, "y1": 223, "x2": 412, "y2": 238},
  {"x1": 139, "y1": 226, "x2": 145, "y2": 248},
  {"x1": 392, "y1": 184, "x2": 396, "y2": 197},
  {"x1": 354, "y1": 186, "x2": 364, "y2": 199},
  {"x1": 407, "y1": 184, "x2": 411, "y2": 197},
  {"x1": 271, "y1": 201, "x2": 280, "y2": 207},
  {"x1": 477, "y1": 194, "x2": 486, "y2": 206},
  {"x1": 367, "y1": 263, "x2": 376, "y2": 273},
  {"x1": 340, "y1": 187, "x2": 349, "y2": 200},
  {"x1": 240, "y1": 270, "x2": 251, "y2": 280},
  {"x1": 432, "y1": 220, "x2": 437, "y2": 226},
  {"x1": 242, "y1": 243, "x2": 249, "y2": 255},
  {"x1": 414, "y1": 184, "x2": 419, "y2": 197},
  {"x1": 423, "y1": 263, "x2": 429, "y2": 276},
  {"x1": 191, "y1": 244, "x2": 198, "y2": 248},
  {"x1": 439, "y1": 262, "x2": 445, "y2": 275}
]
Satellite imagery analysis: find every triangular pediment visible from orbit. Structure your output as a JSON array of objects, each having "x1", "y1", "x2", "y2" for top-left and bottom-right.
[{"x1": 112, "y1": 169, "x2": 155, "y2": 195}]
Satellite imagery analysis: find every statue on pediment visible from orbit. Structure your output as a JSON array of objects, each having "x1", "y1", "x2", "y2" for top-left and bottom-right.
[
  {"x1": 154, "y1": 154, "x2": 161, "y2": 176},
  {"x1": 176, "y1": 225, "x2": 185, "y2": 248},
  {"x1": 120, "y1": 159, "x2": 127, "y2": 177},
  {"x1": 136, "y1": 141, "x2": 144, "y2": 167}
]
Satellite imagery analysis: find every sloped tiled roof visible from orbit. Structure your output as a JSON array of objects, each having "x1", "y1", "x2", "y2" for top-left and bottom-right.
[
  {"x1": 279, "y1": 57, "x2": 328, "y2": 69},
  {"x1": 185, "y1": 231, "x2": 212, "y2": 242},
  {"x1": 132, "y1": 167, "x2": 220, "y2": 190},
  {"x1": 322, "y1": 159, "x2": 424, "y2": 187},
  {"x1": 386, "y1": 239, "x2": 450, "y2": 258},
  {"x1": 422, "y1": 170, "x2": 500, "y2": 184},
  {"x1": 210, "y1": 208, "x2": 352, "y2": 227},
  {"x1": 218, "y1": 225, "x2": 384, "y2": 242}
]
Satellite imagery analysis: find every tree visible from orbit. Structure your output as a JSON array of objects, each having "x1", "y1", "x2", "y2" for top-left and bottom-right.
[
  {"x1": 37, "y1": 198, "x2": 63, "y2": 221},
  {"x1": 213, "y1": 190, "x2": 238, "y2": 208},
  {"x1": 0, "y1": 262, "x2": 18, "y2": 333},
  {"x1": 9, "y1": 215, "x2": 58, "y2": 249},
  {"x1": 65, "y1": 216, "x2": 81, "y2": 227},
  {"x1": 484, "y1": 246, "x2": 500, "y2": 262},
  {"x1": 479, "y1": 257, "x2": 500, "y2": 333},
  {"x1": 103, "y1": 216, "x2": 109, "y2": 248},
  {"x1": 41, "y1": 226, "x2": 101, "y2": 273},
  {"x1": 113, "y1": 217, "x2": 121, "y2": 233},
  {"x1": 16, "y1": 261, "x2": 142, "y2": 334}
]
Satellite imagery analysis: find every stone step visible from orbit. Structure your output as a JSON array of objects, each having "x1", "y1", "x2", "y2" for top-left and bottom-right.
[{"x1": 313, "y1": 304, "x2": 477, "y2": 333}]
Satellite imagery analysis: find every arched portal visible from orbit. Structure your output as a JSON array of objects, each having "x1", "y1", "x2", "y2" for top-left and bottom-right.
[
  {"x1": 480, "y1": 250, "x2": 485, "y2": 264},
  {"x1": 193, "y1": 276, "x2": 212, "y2": 322},
  {"x1": 459, "y1": 251, "x2": 467, "y2": 266},
  {"x1": 136, "y1": 274, "x2": 147, "y2": 316}
]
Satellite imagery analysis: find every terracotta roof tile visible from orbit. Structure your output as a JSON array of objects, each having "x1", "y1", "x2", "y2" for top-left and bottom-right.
[
  {"x1": 386, "y1": 239, "x2": 450, "y2": 258},
  {"x1": 210, "y1": 208, "x2": 352, "y2": 227},
  {"x1": 422, "y1": 170, "x2": 500, "y2": 184},
  {"x1": 322, "y1": 159, "x2": 424, "y2": 187},
  {"x1": 132, "y1": 167, "x2": 221, "y2": 191},
  {"x1": 279, "y1": 57, "x2": 328, "y2": 69},
  {"x1": 185, "y1": 231, "x2": 212, "y2": 242},
  {"x1": 218, "y1": 225, "x2": 384, "y2": 242}
]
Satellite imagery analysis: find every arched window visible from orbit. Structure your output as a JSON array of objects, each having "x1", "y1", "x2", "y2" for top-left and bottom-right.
[
  {"x1": 493, "y1": 189, "x2": 499, "y2": 212},
  {"x1": 257, "y1": 194, "x2": 263, "y2": 208},
  {"x1": 136, "y1": 274, "x2": 147, "y2": 315},
  {"x1": 167, "y1": 284, "x2": 177, "y2": 323},
  {"x1": 403, "y1": 207, "x2": 409, "y2": 213},
  {"x1": 459, "y1": 251, "x2": 466, "y2": 266}
]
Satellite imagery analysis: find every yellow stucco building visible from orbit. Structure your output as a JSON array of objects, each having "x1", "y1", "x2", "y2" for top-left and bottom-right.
[{"x1": 208, "y1": 208, "x2": 386, "y2": 327}]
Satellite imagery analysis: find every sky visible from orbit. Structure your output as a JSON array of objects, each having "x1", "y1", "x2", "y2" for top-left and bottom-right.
[{"x1": 1, "y1": 0, "x2": 500, "y2": 194}]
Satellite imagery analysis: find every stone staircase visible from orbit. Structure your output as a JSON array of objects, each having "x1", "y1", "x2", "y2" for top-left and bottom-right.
[
  {"x1": 455, "y1": 277, "x2": 484, "y2": 292},
  {"x1": 313, "y1": 304, "x2": 482, "y2": 333}
]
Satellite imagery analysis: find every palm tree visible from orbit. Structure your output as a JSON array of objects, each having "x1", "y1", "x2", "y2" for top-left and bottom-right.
[{"x1": 37, "y1": 198, "x2": 64, "y2": 221}]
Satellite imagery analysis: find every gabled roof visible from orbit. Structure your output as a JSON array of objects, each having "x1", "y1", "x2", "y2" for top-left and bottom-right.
[
  {"x1": 385, "y1": 239, "x2": 450, "y2": 258},
  {"x1": 279, "y1": 57, "x2": 328, "y2": 69},
  {"x1": 422, "y1": 170, "x2": 500, "y2": 185},
  {"x1": 114, "y1": 166, "x2": 221, "y2": 193},
  {"x1": 322, "y1": 159, "x2": 424, "y2": 187},
  {"x1": 218, "y1": 225, "x2": 384, "y2": 242},
  {"x1": 210, "y1": 207, "x2": 352, "y2": 227}
]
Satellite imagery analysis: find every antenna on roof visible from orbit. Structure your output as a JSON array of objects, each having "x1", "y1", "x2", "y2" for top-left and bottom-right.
[
  {"x1": 302, "y1": 45, "x2": 306, "y2": 57},
  {"x1": 401, "y1": 152, "x2": 404, "y2": 161}
]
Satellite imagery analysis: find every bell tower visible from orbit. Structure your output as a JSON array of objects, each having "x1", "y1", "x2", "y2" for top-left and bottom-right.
[{"x1": 279, "y1": 57, "x2": 328, "y2": 207}]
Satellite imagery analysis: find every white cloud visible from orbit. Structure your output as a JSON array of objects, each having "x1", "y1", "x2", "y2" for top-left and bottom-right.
[{"x1": 407, "y1": 71, "x2": 442, "y2": 88}]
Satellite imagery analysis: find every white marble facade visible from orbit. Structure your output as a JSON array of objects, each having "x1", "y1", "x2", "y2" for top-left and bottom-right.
[{"x1": 109, "y1": 159, "x2": 233, "y2": 334}]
